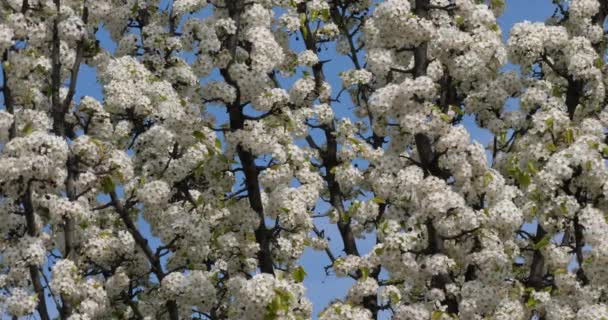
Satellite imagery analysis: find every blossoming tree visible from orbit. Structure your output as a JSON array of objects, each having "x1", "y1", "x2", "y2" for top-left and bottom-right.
[{"x1": 0, "y1": 0, "x2": 607, "y2": 319}]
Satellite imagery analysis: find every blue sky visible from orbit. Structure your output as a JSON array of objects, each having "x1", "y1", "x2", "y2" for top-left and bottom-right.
[{"x1": 0, "y1": 1, "x2": 558, "y2": 319}]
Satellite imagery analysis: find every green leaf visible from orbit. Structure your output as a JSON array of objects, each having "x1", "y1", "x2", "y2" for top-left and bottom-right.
[
  {"x1": 340, "y1": 210, "x2": 350, "y2": 222},
  {"x1": 389, "y1": 291, "x2": 400, "y2": 303},
  {"x1": 545, "y1": 117, "x2": 554, "y2": 130},
  {"x1": 215, "y1": 138, "x2": 222, "y2": 149},
  {"x1": 196, "y1": 195, "x2": 205, "y2": 206},
  {"x1": 371, "y1": 197, "x2": 386, "y2": 204},
  {"x1": 559, "y1": 202, "x2": 568, "y2": 214},
  {"x1": 101, "y1": 176, "x2": 115, "y2": 194},
  {"x1": 551, "y1": 86, "x2": 562, "y2": 98},
  {"x1": 22, "y1": 122, "x2": 34, "y2": 135},
  {"x1": 603, "y1": 146, "x2": 608, "y2": 157},
  {"x1": 193, "y1": 130, "x2": 205, "y2": 140},
  {"x1": 380, "y1": 220, "x2": 392, "y2": 235},
  {"x1": 526, "y1": 295, "x2": 537, "y2": 308},
  {"x1": 455, "y1": 16, "x2": 465, "y2": 26},
  {"x1": 360, "y1": 267, "x2": 370, "y2": 280},
  {"x1": 432, "y1": 311, "x2": 444, "y2": 320},
  {"x1": 546, "y1": 143, "x2": 557, "y2": 153},
  {"x1": 321, "y1": 8, "x2": 331, "y2": 21},
  {"x1": 563, "y1": 128, "x2": 574, "y2": 145},
  {"x1": 483, "y1": 172, "x2": 493, "y2": 187},
  {"x1": 587, "y1": 141, "x2": 599, "y2": 149},
  {"x1": 440, "y1": 113, "x2": 452, "y2": 123},
  {"x1": 264, "y1": 297, "x2": 281, "y2": 320},
  {"x1": 299, "y1": 13, "x2": 308, "y2": 38},
  {"x1": 517, "y1": 171, "x2": 531, "y2": 188},
  {"x1": 451, "y1": 105, "x2": 464, "y2": 116},
  {"x1": 490, "y1": 0, "x2": 505, "y2": 11},
  {"x1": 292, "y1": 266, "x2": 307, "y2": 283},
  {"x1": 533, "y1": 234, "x2": 551, "y2": 250},
  {"x1": 595, "y1": 57, "x2": 604, "y2": 69},
  {"x1": 499, "y1": 131, "x2": 507, "y2": 145},
  {"x1": 374, "y1": 245, "x2": 384, "y2": 256},
  {"x1": 527, "y1": 162, "x2": 538, "y2": 175}
]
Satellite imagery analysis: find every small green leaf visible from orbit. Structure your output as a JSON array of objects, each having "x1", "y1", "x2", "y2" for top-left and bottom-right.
[
  {"x1": 456, "y1": 16, "x2": 465, "y2": 26},
  {"x1": 360, "y1": 267, "x2": 370, "y2": 280},
  {"x1": 321, "y1": 8, "x2": 330, "y2": 21},
  {"x1": 533, "y1": 234, "x2": 551, "y2": 250},
  {"x1": 527, "y1": 162, "x2": 538, "y2": 175},
  {"x1": 340, "y1": 210, "x2": 350, "y2": 222},
  {"x1": 546, "y1": 143, "x2": 557, "y2": 153},
  {"x1": 215, "y1": 138, "x2": 222, "y2": 149},
  {"x1": 499, "y1": 131, "x2": 507, "y2": 145},
  {"x1": 432, "y1": 311, "x2": 444, "y2": 320},
  {"x1": 483, "y1": 172, "x2": 493, "y2": 187},
  {"x1": 563, "y1": 128, "x2": 574, "y2": 145},
  {"x1": 517, "y1": 171, "x2": 531, "y2": 188},
  {"x1": 595, "y1": 57, "x2": 604, "y2": 69},
  {"x1": 374, "y1": 245, "x2": 384, "y2": 256},
  {"x1": 526, "y1": 295, "x2": 537, "y2": 308},
  {"x1": 389, "y1": 291, "x2": 400, "y2": 303},
  {"x1": 490, "y1": 0, "x2": 505, "y2": 12},
  {"x1": 292, "y1": 266, "x2": 307, "y2": 283},
  {"x1": 451, "y1": 105, "x2": 464, "y2": 116},
  {"x1": 193, "y1": 130, "x2": 205, "y2": 140},
  {"x1": 23, "y1": 122, "x2": 34, "y2": 135},
  {"x1": 551, "y1": 86, "x2": 562, "y2": 98},
  {"x1": 440, "y1": 113, "x2": 452, "y2": 123},
  {"x1": 371, "y1": 197, "x2": 386, "y2": 204},
  {"x1": 559, "y1": 202, "x2": 568, "y2": 214},
  {"x1": 101, "y1": 176, "x2": 115, "y2": 194},
  {"x1": 299, "y1": 13, "x2": 308, "y2": 38},
  {"x1": 196, "y1": 195, "x2": 205, "y2": 206},
  {"x1": 587, "y1": 141, "x2": 599, "y2": 149},
  {"x1": 545, "y1": 117, "x2": 554, "y2": 130}
]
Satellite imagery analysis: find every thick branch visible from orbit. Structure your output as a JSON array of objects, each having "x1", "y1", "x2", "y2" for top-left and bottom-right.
[
  {"x1": 1, "y1": 50, "x2": 17, "y2": 139},
  {"x1": 221, "y1": 0, "x2": 275, "y2": 275},
  {"x1": 108, "y1": 190, "x2": 179, "y2": 320},
  {"x1": 526, "y1": 225, "x2": 548, "y2": 289},
  {"x1": 23, "y1": 185, "x2": 51, "y2": 320}
]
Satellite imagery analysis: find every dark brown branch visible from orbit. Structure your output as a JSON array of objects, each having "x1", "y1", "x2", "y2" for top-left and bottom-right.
[
  {"x1": 23, "y1": 184, "x2": 51, "y2": 320},
  {"x1": 108, "y1": 190, "x2": 179, "y2": 320},
  {"x1": 221, "y1": 0, "x2": 275, "y2": 276},
  {"x1": 526, "y1": 225, "x2": 549, "y2": 289},
  {"x1": 1, "y1": 50, "x2": 17, "y2": 139},
  {"x1": 62, "y1": 6, "x2": 89, "y2": 124}
]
